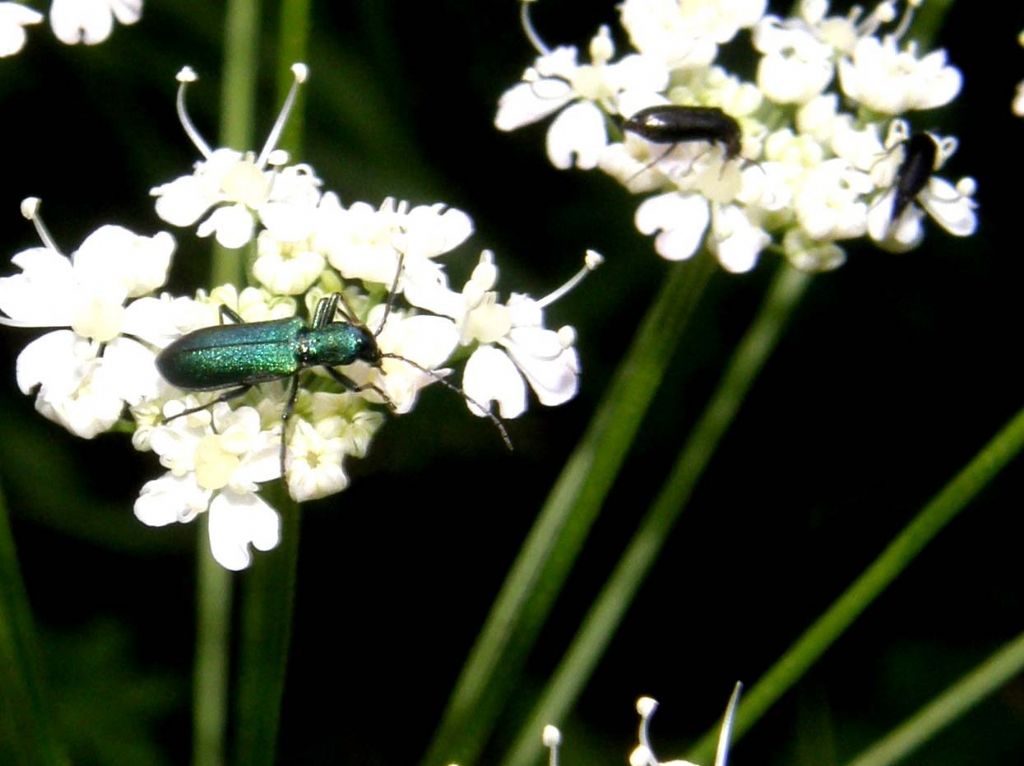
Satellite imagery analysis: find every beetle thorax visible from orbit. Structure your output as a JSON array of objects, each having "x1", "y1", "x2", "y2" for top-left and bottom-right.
[{"x1": 299, "y1": 323, "x2": 379, "y2": 368}]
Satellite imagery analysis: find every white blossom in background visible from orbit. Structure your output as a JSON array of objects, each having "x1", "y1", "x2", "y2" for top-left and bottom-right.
[
  {"x1": 538, "y1": 686, "x2": 742, "y2": 766},
  {"x1": 50, "y1": 0, "x2": 141, "y2": 45},
  {"x1": 0, "y1": 2, "x2": 42, "y2": 56},
  {"x1": 1, "y1": 63, "x2": 593, "y2": 570},
  {"x1": 497, "y1": 0, "x2": 977, "y2": 272},
  {"x1": 495, "y1": 23, "x2": 669, "y2": 169},
  {"x1": 0, "y1": 0, "x2": 140, "y2": 55}
]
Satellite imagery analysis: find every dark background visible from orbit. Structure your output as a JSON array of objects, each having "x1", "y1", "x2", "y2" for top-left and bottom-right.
[{"x1": 1, "y1": 1, "x2": 1023, "y2": 764}]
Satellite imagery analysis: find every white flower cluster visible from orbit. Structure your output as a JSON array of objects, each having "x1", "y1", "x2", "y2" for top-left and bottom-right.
[
  {"x1": 0, "y1": 64, "x2": 594, "y2": 570},
  {"x1": 539, "y1": 687, "x2": 742, "y2": 766},
  {"x1": 0, "y1": 0, "x2": 140, "y2": 55},
  {"x1": 498, "y1": 0, "x2": 977, "y2": 271}
]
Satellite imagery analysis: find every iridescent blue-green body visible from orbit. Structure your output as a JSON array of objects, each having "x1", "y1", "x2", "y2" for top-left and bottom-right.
[
  {"x1": 156, "y1": 312, "x2": 380, "y2": 391},
  {"x1": 154, "y1": 295, "x2": 387, "y2": 479}
]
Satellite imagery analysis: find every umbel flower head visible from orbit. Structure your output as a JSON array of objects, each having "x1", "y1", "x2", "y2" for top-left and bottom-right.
[
  {"x1": 498, "y1": 0, "x2": 977, "y2": 273},
  {"x1": 0, "y1": 63, "x2": 598, "y2": 571}
]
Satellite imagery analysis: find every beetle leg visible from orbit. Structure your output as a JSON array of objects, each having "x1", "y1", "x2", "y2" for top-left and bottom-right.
[
  {"x1": 322, "y1": 366, "x2": 397, "y2": 411},
  {"x1": 163, "y1": 385, "x2": 253, "y2": 422},
  {"x1": 218, "y1": 305, "x2": 245, "y2": 325},
  {"x1": 279, "y1": 374, "x2": 301, "y2": 480}
]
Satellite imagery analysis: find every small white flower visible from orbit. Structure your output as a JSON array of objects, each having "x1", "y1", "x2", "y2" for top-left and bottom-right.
[
  {"x1": 635, "y1": 189, "x2": 770, "y2": 273},
  {"x1": 152, "y1": 64, "x2": 321, "y2": 249},
  {"x1": 135, "y1": 401, "x2": 281, "y2": 570},
  {"x1": 753, "y1": 16, "x2": 834, "y2": 104},
  {"x1": 620, "y1": 0, "x2": 767, "y2": 69},
  {"x1": 0, "y1": 204, "x2": 176, "y2": 437},
  {"x1": 49, "y1": 0, "x2": 141, "y2": 46},
  {"x1": 0, "y1": 2, "x2": 42, "y2": 57},
  {"x1": 838, "y1": 35, "x2": 961, "y2": 114},
  {"x1": 253, "y1": 228, "x2": 326, "y2": 296},
  {"x1": 450, "y1": 250, "x2": 596, "y2": 418},
  {"x1": 283, "y1": 392, "x2": 384, "y2": 502},
  {"x1": 496, "y1": 26, "x2": 669, "y2": 169}
]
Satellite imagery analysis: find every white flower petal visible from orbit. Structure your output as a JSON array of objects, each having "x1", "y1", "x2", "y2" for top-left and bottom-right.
[
  {"x1": 546, "y1": 101, "x2": 608, "y2": 170},
  {"x1": 0, "y1": 247, "x2": 75, "y2": 326},
  {"x1": 495, "y1": 80, "x2": 574, "y2": 132},
  {"x1": 635, "y1": 192, "x2": 711, "y2": 261},
  {"x1": 463, "y1": 345, "x2": 527, "y2": 419},
  {"x1": 503, "y1": 327, "x2": 580, "y2": 407},
  {"x1": 135, "y1": 473, "x2": 209, "y2": 527},
  {"x1": 208, "y1": 491, "x2": 281, "y2": 571},
  {"x1": 198, "y1": 203, "x2": 256, "y2": 249},
  {"x1": 0, "y1": 3, "x2": 43, "y2": 56},
  {"x1": 919, "y1": 177, "x2": 977, "y2": 237}
]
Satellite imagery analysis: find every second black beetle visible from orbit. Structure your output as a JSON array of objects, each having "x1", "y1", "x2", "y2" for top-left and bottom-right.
[{"x1": 622, "y1": 104, "x2": 742, "y2": 161}]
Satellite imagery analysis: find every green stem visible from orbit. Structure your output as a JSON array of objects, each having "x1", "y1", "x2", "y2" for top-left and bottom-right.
[
  {"x1": 233, "y1": 487, "x2": 301, "y2": 766},
  {"x1": 844, "y1": 630, "x2": 1024, "y2": 766},
  {"x1": 193, "y1": 3, "x2": 262, "y2": 763},
  {"x1": 422, "y1": 253, "x2": 716, "y2": 766},
  {"x1": 193, "y1": 532, "x2": 233, "y2": 766},
  {"x1": 0, "y1": 482, "x2": 67, "y2": 766},
  {"x1": 211, "y1": 0, "x2": 261, "y2": 287},
  {"x1": 503, "y1": 262, "x2": 813, "y2": 766},
  {"x1": 232, "y1": 4, "x2": 311, "y2": 763},
  {"x1": 276, "y1": 0, "x2": 312, "y2": 153},
  {"x1": 686, "y1": 405, "x2": 1024, "y2": 764}
]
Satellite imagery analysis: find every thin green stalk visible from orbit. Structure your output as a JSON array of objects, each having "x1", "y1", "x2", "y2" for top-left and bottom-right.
[
  {"x1": 844, "y1": 630, "x2": 1024, "y2": 766},
  {"x1": 193, "y1": 3, "x2": 262, "y2": 764},
  {"x1": 504, "y1": 262, "x2": 813, "y2": 766},
  {"x1": 211, "y1": 0, "x2": 261, "y2": 287},
  {"x1": 0, "y1": 483, "x2": 66, "y2": 766},
  {"x1": 422, "y1": 253, "x2": 716, "y2": 766},
  {"x1": 193, "y1": 532, "x2": 233, "y2": 766},
  {"x1": 233, "y1": 486, "x2": 301, "y2": 766},
  {"x1": 687, "y1": 405, "x2": 1024, "y2": 763},
  {"x1": 276, "y1": 0, "x2": 312, "y2": 153},
  {"x1": 232, "y1": 5, "x2": 311, "y2": 764}
]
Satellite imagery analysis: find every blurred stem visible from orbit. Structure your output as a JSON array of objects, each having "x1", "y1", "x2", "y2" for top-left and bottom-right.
[
  {"x1": 193, "y1": 532, "x2": 233, "y2": 766},
  {"x1": 0, "y1": 483, "x2": 66, "y2": 766},
  {"x1": 422, "y1": 253, "x2": 716, "y2": 766},
  {"x1": 211, "y1": 0, "x2": 261, "y2": 287},
  {"x1": 843, "y1": 629, "x2": 1024, "y2": 766},
  {"x1": 687, "y1": 405, "x2": 1024, "y2": 763},
  {"x1": 504, "y1": 262, "x2": 813, "y2": 766},
  {"x1": 193, "y1": 3, "x2": 262, "y2": 764},
  {"x1": 234, "y1": 487, "x2": 301, "y2": 766},
  {"x1": 276, "y1": 0, "x2": 311, "y2": 153},
  {"x1": 843, "y1": 626, "x2": 1024, "y2": 766},
  {"x1": 232, "y1": 3, "x2": 311, "y2": 764}
]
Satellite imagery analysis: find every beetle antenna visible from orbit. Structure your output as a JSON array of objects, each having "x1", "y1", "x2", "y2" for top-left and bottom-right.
[
  {"x1": 375, "y1": 252, "x2": 406, "y2": 336},
  {"x1": 381, "y1": 352, "x2": 513, "y2": 450}
]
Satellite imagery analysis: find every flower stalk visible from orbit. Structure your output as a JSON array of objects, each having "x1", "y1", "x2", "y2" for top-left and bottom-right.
[
  {"x1": 686, "y1": 404, "x2": 1024, "y2": 763},
  {"x1": 423, "y1": 252, "x2": 716, "y2": 766},
  {"x1": 503, "y1": 261, "x2": 812, "y2": 766}
]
